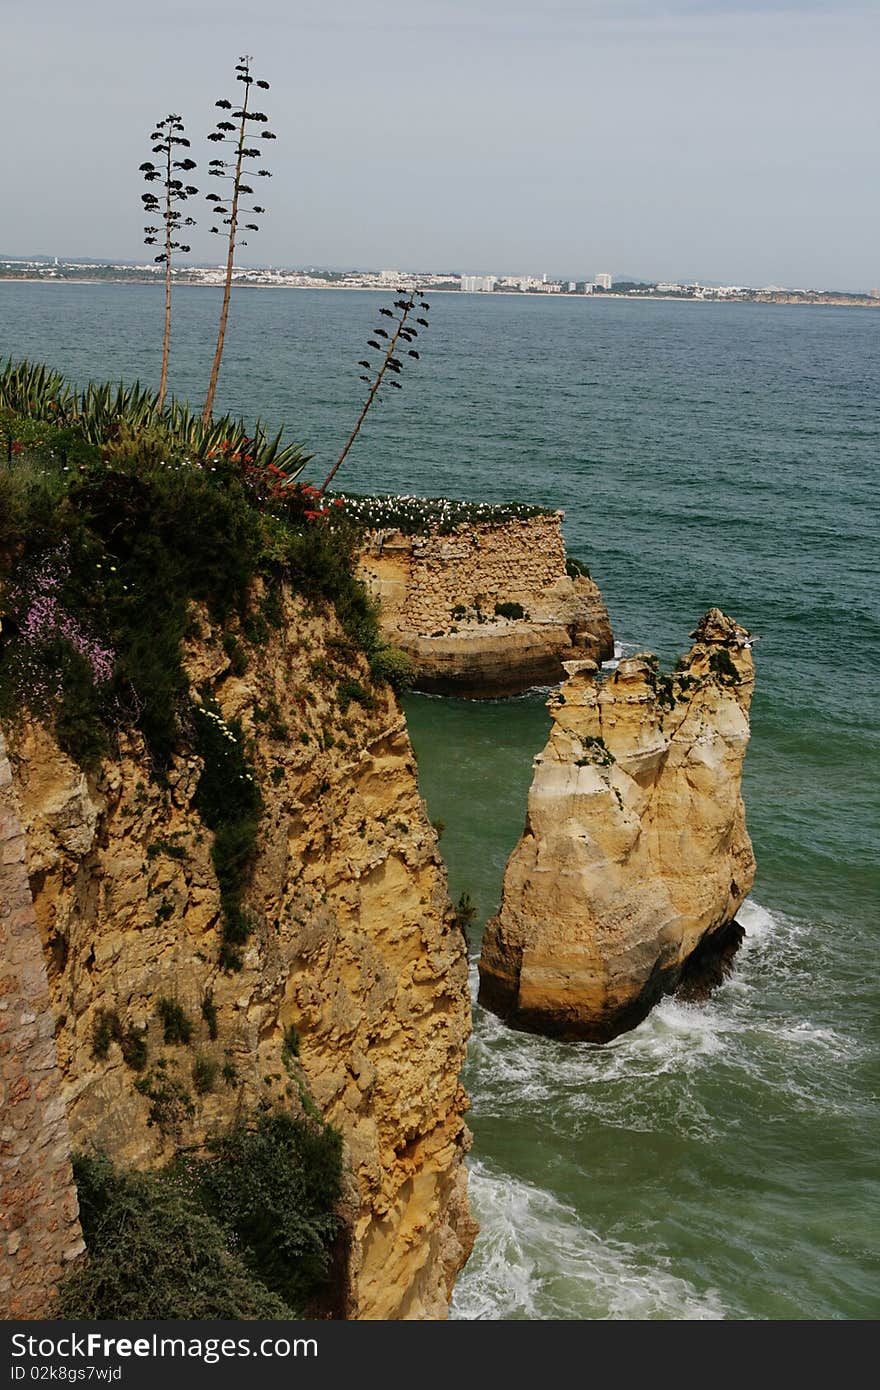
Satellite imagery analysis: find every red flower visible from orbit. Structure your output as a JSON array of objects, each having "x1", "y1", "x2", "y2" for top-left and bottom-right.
[
  {"x1": 11, "y1": 441, "x2": 23, "y2": 455},
  {"x1": 332, "y1": 498, "x2": 344, "y2": 507}
]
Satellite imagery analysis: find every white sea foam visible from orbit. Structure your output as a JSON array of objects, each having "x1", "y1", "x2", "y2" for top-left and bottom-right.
[
  {"x1": 451, "y1": 1160, "x2": 726, "y2": 1321},
  {"x1": 467, "y1": 896, "x2": 861, "y2": 1134},
  {"x1": 459, "y1": 896, "x2": 867, "y2": 1317},
  {"x1": 736, "y1": 896, "x2": 777, "y2": 943}
]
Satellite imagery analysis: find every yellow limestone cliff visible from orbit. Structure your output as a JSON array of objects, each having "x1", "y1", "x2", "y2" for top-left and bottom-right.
[
  {"x1": 478, "y1": 609, "x2": 756, "y2": 1042},
  {"x1": 2, "y1": 587, "x2": 475, "y2": 1318}
]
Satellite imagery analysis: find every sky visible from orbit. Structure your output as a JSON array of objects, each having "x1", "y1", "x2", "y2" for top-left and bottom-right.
[{"x1": 1, "y1": 0, "x2": 878, "y2": 289}]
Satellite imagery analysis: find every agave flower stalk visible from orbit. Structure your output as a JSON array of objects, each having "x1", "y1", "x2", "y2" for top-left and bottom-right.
[
  {"x1": 202, "y1": 56, "x2": 275, "y2": 424},
  {"x1": 140, "y1": 115, "x2": 197, "y2": 408},
  {"x1": 319, "y1": 291, "x2": 430, "y2": 493}
]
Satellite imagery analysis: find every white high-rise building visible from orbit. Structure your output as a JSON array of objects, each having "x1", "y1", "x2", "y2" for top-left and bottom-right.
[
  {"x1": 460, "y1": 275, "x2": 497, "y2": 293},
  {"x1": 595, "y1": 272, "x2": 613, "y2": 290}
]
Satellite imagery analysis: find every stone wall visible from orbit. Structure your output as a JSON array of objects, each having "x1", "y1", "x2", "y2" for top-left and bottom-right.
[
  {"x1": 359, "y1": 513, "x2": 568, "y2": 634},
  {"x1": 0, "y1": 730, "x2": 83, "y2": 1318},
  {"x1": 358, "y1": 514, "x2": 614, "y2": 698}
]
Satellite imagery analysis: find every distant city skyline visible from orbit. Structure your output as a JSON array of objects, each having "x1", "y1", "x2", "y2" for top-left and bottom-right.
[
  {"x1": 1, "y1": 252, "x2": 875, "y2": 297},
  {"x1": 2, "y1": 2, "x2": 878, "y2": 291},
  {"x1": 4, "y1": 254, "x2": 876, "y2": 302}
]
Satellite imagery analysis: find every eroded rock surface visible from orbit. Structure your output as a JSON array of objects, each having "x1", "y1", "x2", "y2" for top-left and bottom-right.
[
  {"x1": 0, "y1": 731, "x2": 84, "y2": 1318},
  {"x1": 478, "y1": 609, "x2": 756, "y2": 1042},
  {"x1": 4, "y1": 588, "x2": 475, "y2": 1318}
]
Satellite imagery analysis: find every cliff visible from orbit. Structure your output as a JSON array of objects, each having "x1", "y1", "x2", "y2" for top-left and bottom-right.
[
  {"x1": 478, "y1": 609, "x2": 756, "y2": 1042},
  {"x1": 1, "y1": 588, "x2": 475, "y2": 1318},
  {"x1": 0, "y1": 730, "x2": 84, "y2": 1318},
  {"x1": 358, "y1": 513, "x2": 613, "y2": 697}
]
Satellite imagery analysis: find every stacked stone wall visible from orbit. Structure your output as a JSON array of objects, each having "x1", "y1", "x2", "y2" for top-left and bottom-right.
[{"x1": 359, "y1": 514, "x2": 568, "y2": 634}]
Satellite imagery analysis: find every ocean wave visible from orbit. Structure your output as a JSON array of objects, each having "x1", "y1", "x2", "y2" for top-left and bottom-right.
[
  {"x1": 451, "y1": 1160, "x2": 726, "y2": 1321},
  {"x1": 466, "y1": 897, "x2": 863, "y2": 1136}
]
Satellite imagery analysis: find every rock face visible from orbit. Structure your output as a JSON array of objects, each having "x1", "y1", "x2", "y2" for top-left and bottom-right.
[
  {"x1": 0, "y1": 731, "x2": 84, "y2": 1318},
  {"x1": 478, "y1": 609, "x2": 756, "y2": 1042},
  {"x1": 2, "y1": 588, "x2": 475, "y2": 1319},
  {"x1": 358, "y1": 515, "x2": 614, "y2": 697}
]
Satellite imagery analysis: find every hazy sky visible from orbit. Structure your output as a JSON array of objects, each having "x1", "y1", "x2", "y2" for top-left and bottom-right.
[{"x1": 2, "y1": 0, "x2": 878, "y2": 288}]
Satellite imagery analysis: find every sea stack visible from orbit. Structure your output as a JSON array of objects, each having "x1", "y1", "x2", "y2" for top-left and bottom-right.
[{"x1": 478, "y1": 609, "x2": 756, "y2": 1042}]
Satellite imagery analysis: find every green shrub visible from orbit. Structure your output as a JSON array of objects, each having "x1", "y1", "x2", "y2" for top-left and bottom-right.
[
  {"x1": 191, "y1": 697, "x2": 262, "y2": 970},
  {"x1": 195, "y1": 1111, "x2": 343, "y2": 1314},
  {"x1": 565, "y1": 556, "x2": 591, "y2": 579},
  {"x1": 575, "y1": 735, "x2": 615, "y2": 768},
  {"x1": 452, "y1": 892, "x2": 476, "y2": 938},
  {"x1": 709, "y1": 647, "x2": 740, "y2": 684},
  {"x1": 192, "y1": 1056, "x2": 219, "y2": 1095},
  {"x1": 201, "y1": 993, "x2": 219, "y2": 1041},
  {"x1": 64, "y1": 463, "x2": 262, "y2": 768},
  {"x1": 241, "y1": 610, "x2": 270, "y2": 646},
  {"x1": 222, "y1": 632, "x2": 249, "y2": 676},
  {"x1": 119, "y1": 1027, "x2": 148, "y2": 1072},
  {"x1": 368, "y1": 645, "x2": 414, "y2": 696},
  {"x1": 281, "y1": 1024, "x2": 300, "y2": 1064},
  {"x1": 494, "y1": 601, "x2": 526, "y2": 620},
  {"x1": 91, "y1": 1010, "x2": 120, "y2": 1061},
  {"x1": 91, "y1": 1010, "x2": 147, "y2": 1071},
  {"x1": 157, "y1": 998, "x2": 193, "y2": 1045},
  {"x1": 133, "y1": 1069, "x2": 194, "y2": 1132},
  {"x1": 55, "y1": 1152, "x2": 291, "y2": 1319},
  {"x1": 280, "y1": 518, "x2": 380, "y2": 653},
  {"x1": 147, "y1": 839, "x2": 186, "y2": 861},
  {"x1": 337, "y1": 677, "x2": 374, "y2": 714},
  {"x1": 326, "y1": 492, "x2": 553, "y2": 534},
  {"x1": 309, "y1": 658, "x2": 338, "y2": 684}
]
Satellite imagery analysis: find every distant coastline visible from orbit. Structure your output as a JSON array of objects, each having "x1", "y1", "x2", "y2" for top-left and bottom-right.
[{"x1": 1, "y1": 272, "x2": 878, "y2": 309}]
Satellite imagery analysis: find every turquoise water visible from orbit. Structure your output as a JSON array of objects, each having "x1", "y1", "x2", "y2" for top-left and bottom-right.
[{"x1": 2, "y1": 283, "x2": 878, "y2": 1318}]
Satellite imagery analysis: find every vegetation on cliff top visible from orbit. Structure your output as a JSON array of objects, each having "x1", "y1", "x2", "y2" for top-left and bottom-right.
[
  {"x1": 332, "y1": 491, "x2": 557, "y2": 534},
  {"x1": 0, "y1": 359, "x2": 397, "y2": 777}
]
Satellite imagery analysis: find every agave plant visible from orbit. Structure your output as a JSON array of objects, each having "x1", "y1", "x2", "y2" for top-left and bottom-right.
[
  {"x1": 165, "y1": 398, "x2": 310, "y2": 476},
  {"x1": 74, "y1": 380, "x2": 164, "y2": 443},
  {"x1": 140, "y1": 114, "x2": 198, "y2": 408},
  {"x1": 0, "y1": 359, "x2": 309, "y2": 483},
  {"x1": 319, "y1": 290, "x2": 430, "y2": 493},
  {"x1": 0, "y1": 359, "x2": 75, "y2": 420},
  {"x1": 202, "y1": 56, "x2": 276, "y2": 424}
]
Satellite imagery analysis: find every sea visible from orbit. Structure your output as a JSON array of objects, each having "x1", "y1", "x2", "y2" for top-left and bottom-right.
[{"x1": 1, "y1": 281, "x2": 877, "y2": 1319}]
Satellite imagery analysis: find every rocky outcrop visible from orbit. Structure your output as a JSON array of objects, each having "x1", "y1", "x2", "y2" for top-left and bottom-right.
[
  {"x1": 478, "y1": 609, "x2": 756, "y2": 1042},
  {"x1": 0, "y1": 731, "x2": 84, "y2": 1318},
  {"x1": 2, "y1": 588, "x2": 475, "y2": 1318},
  {"x1": 358, "y1": 515, "x2": 613, "y2": 697}
]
